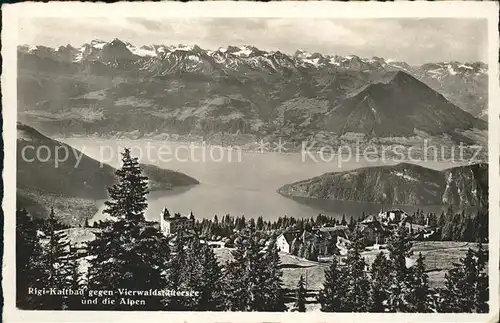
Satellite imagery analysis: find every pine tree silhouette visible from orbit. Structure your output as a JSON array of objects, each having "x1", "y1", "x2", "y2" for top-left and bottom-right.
[
  {"x1": 244, "y1": 229, "x2": 266, "y2": 311},
  {"x1": 222, "y1": 228, "x2": 285, "y2": 311},
  {"x1": 43, "y1": 209, "x2": 73, "y2": 309},
  {"x1": 474, "y1": 242, "x2": 489, "y2": 313},
  {"x1": 196, "y1": 243, "x2": 224, "y2": 310},
  {"x1": 440, "y1": 245, "x2": 489, "y2": 313},
  {"x1": 16, "y1": 209, "x2": 46, "y2": 309},
  {"x1": 370, "y1": 251, "x2": 391, "y2": 312},
  {"x1": 87, "y1": 149, "x2": 169, "y2": 310},
  {"x1": 407, "y1": 253, "x2": 432, "y2": 312},
  {"x1": 223, "y1": 231, "x2": 251, "y2": 310},
  {"x1": 103, "y1": 148, "x2": 149, "y2": 222},
  {"x1": 317, "y1": 257, "x2": 345, "y2": 312},
  {"x1": 166, "y1": 232, "x2": 188, "y2": 310},
  {"x1": 385, "y1": 224, "x2": 414, "y2": 312},
  {"x1": 260, "y1": 239, "x2": 286, "y2": 311},
  {"x1": 342, "y1": 229, "x2": 371, "y2": 312},
  {"x1": 294, "y1": 275, "x2": 307, "y2": 312},
  {"x1": 66, "y1": 248, "x2": 86, "y2": 309}
]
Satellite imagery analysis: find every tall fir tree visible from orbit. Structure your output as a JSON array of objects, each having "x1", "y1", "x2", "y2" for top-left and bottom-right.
[
  {"x1": 317, "y1": 256, "x2": 345, "y2": 312},
  {"x1": 103, "y1": 148, "x2": 149, "y2": 222},
  {"x1": 474, "y1": 242, "x2": 489, "y2": 313},
  {"x1": 196, "y1": 243, "x2": 224, "y2": 310},
  {"x1": 260, "y1": 240, "x2": 286, "y2": 311},
  {"x1": 223, "y1": 230, "x2": 252, "y2": 310},
  {"x1": 308, "y1": 243, "x2": 319, "y2": 261},
  {"x1": 244, "y1": 229, "x2": 267, "y2": 311},
  {"x1": 385, "y1": 224, "x2": 414, "y2": 312},
  {"x1": 167, "y1": 236, "x2": 224, "y2": 311},
  {"x1": 298, "y1": 243, "x2": 308, "y2": 259},
  {"x1": 16, "y1": 209, "x2": 47, "y2": 309},
  {"x1": 249, "y1": 218, "x2": 256, "y2": 231},
  {"x1": 370, "y1": 251, "x2": 392, "y2": 312},
  {"x1": 222, "y1": 228, "x2": 284, "y2": 311},
  {"x1": 294, "y1": 275, "x2": 307, "y2": 312},
  {"x1": 440, "y1": 248, "x2": 476, "y2": 312},
  {"x1": 440, "y1": 245, "x2": 489, "y2": 313},
  {"x1": 348, "y1": 216, "x2": 355, "y2": 228},
  {"x1": 166, "y1": 233, "x2": 189, "y2": 310},
  {"x1": 87, "y1": 149, "x2": 169, "y2": 310},
  {"x1": 66, "y1": 248, "x2": 87, "y2": 309},
  {"x1": 474, "y1": 209, "x2": 488, "y2": 243},
  {"x1": 387, "y1": 225, "x2": 413, "y2": 275},
  {"x1": 88, "y1": 219, "x2": 170, "y2": 310},
  {"x1": 44, "y1": 209, "x2": 73, "y2": 310},
  {"x1": 438, "y1": 211, "x2": 446, "y2": 230},
  {"x1": 256, "y1": 216, "x2": 264, "y2": 231},
  {"x1": 407, "y1": 253, "x2": 433, "y2": 312},
  {"x1": 342, "y1": 229, "x2": 371, "y2": 312},
  {"x1": 340, "y1": 214, "x2": 347, "y2": 226},
  {"x1": 290, "y1": 238, "x2": 300, "y2": 256}
]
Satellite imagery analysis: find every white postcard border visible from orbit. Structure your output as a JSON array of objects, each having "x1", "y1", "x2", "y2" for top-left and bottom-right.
[{"x1": 2, "y1": 1, "x2": 499, "y2": 322}]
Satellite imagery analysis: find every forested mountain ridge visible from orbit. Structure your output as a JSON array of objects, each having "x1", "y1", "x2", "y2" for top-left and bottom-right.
[{"x1": 278, "y1": 162, "x2": 488, "y2": 206}]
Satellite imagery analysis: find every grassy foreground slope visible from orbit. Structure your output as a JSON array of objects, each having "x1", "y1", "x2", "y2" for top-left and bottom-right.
[
  {"x1": 63, "y1": 227, "x2": 485, "y2": 312},
  {"x1": 213, "y1": 241, "x2": 483, "y2": 290}
]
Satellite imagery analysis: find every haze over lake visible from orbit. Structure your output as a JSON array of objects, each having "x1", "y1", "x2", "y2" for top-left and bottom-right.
[{"x1": 61, "y1": 138, "x2": 471, "y2": 224}]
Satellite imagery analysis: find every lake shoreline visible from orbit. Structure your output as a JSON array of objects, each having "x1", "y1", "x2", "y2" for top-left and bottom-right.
[
  {"x1": 56, "y1": 134, "x2": 488, "y2": 163},
  {"x1": 60, "y1": 137, "x2": 482, "y2": 227}
]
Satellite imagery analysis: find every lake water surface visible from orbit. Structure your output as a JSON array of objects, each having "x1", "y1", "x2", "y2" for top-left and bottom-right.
[{"x1": 61, "y1": 138, "x2": 468, "y2": 224}]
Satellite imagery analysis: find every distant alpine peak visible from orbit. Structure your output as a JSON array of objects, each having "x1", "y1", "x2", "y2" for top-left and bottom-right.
[
  {"x1": 381, "y1": 70, "x2": 415, "y2": 83},
  {"x1": 231, "y1": 45, "x2": 259, "y2": 57},
  {"x1": 172, "y1": 44, "x2": 196, "y2": 52},
  {"x1": 343, "y1": 55, "x2": 360, "y2": 61},
  {"x1": 57, "y1": 44, "x2": 75, "y2": 51},
  {"x1": 294, "y1": 49, "x2": 314, "y2": 58},
  {"x1": 89, "y1": 39, "x2": 107, "y2": 49},
  {"x1": 108, "y1": 38, "x2": 127, "y2": 47},
  {"x1": 126, "y1": 44, "x2": 157, "y2": 57},
  {"x1": 213, "y1": 45, "x2": 259, "y2": 57},
  {"x1": 421, "y1": 61, "x2": 487, "y2": 78}
]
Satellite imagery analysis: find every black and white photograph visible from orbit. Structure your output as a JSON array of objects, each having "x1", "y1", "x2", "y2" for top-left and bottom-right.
[{"x1": 2, "y1": 2, "x2": 499, "y2": 321}]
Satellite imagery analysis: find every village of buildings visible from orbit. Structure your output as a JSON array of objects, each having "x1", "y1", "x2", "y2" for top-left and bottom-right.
[{"x1": 158, "y1": 207, "x2": 439, "y2": 262}]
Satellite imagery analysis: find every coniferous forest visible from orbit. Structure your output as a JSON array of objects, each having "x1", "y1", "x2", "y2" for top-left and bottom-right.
[{"x1": 16, "y1": 149, "x2": 490, "y2": 312}]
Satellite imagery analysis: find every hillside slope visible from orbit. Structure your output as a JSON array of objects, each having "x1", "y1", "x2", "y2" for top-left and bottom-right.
[
  {"x1": 17, "y1": 123, "x2": 199, "y2": 223},
  {"x1": 278, "y1": 162, "x2": 488, "y2": 206},
  {"x1": 17, "y1": 122, "x2": 116, "y2": 199},
  {"x1": 321, "y1": 71, "x2": 486, "y2": 138}
]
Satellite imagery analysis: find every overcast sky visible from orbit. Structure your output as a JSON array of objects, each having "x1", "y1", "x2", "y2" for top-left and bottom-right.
[{"x1": 18, "y1": 18, "x2": 487, "y2": 64}]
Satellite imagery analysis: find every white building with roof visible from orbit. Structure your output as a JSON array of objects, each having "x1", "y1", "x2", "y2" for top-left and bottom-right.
[{"x1": 160, "y1": 208, "x2": 194, "y2": 236}]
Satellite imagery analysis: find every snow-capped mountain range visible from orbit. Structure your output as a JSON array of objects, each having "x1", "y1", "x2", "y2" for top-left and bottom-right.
[
  {"x1": 19, "y1": 38, "x2": 487, "y2": 76},
  {"x1": 18, "y1": 38, "x2": 488, "y2": 120},
  {"x1": 17, "y1": 38, "x2": 488, "y2": 142}
]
